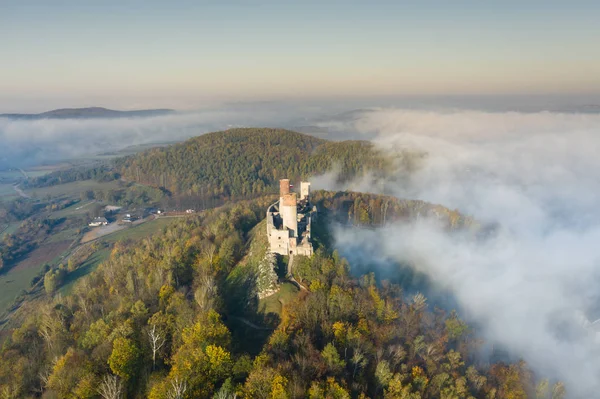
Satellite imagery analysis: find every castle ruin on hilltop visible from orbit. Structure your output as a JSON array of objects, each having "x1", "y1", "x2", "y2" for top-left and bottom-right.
[{"x1": 267, "y1": 179, "x2": 316, "y2": 256}]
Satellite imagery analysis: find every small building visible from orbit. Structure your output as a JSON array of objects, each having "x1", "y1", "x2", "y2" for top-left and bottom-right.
[{"x1": 89, "y1": 217, "x2": 108, "y2": 227}]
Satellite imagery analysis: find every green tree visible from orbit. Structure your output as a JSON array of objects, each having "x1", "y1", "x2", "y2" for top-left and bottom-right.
[
  {"x1": 108, "y1": 337, "x2": 140, "y2": 381},
  {"x1": 321, "y1": 343, "x2": 346, "y2": 375}
]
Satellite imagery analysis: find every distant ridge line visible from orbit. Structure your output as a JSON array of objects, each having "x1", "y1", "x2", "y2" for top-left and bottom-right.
[{"x1": 0, "y1": 106, "x2": 175, "y2": 120}]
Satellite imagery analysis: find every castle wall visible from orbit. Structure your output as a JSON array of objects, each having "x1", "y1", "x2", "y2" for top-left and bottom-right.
[
  {"x1": 267, "y1": 179, "x2": 315, "y2": 257},
  {"x1": 300, "y1": 181, "x2": 310, "y2": 201},
  {"x1": 268, "y1": 228, "x2": 290, "y2": 255}
]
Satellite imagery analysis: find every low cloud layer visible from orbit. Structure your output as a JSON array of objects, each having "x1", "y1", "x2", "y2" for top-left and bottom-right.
[
  {"x1": 0, "y1": 102, "x2": 326, "y2": 168},
  {"x1": 318, "y1": 108, "x2": 600, "y2": 397}
]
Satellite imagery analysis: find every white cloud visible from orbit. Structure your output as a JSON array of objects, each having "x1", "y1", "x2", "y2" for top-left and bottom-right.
[
  {"x1": 318, "y1": 108, "x2": 600, "y2": 397},
  {"x1": 0, "y1": 103, "x2": 323, "y2": 168}
]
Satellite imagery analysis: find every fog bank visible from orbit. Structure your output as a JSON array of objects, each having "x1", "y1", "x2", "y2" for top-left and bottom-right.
[
  {"x1": 318, "y1": 109, "x2": 600, "y2": 397},
  {"x1": 0, "y1": 103, "x2": 325, "y2": 168}
]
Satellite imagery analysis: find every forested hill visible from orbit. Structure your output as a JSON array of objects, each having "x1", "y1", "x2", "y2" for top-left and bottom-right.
[
  {"x1": 0, "y1": 107, "x2": 174, "y2": 120},
  {"x1": 0, "y1": 194, "x2": 558, "y2": 398},
  {"x1": 115, "y1": 128, "x2": 415, "y2": 198}
]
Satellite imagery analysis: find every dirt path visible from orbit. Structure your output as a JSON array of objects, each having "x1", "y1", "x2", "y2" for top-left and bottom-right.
[
  {"x1": 12, "y1": 184, "x2": 30, "y2": 199},
  {"x1": 230, "y1": 316, "x2": 272, "y2": 330}
]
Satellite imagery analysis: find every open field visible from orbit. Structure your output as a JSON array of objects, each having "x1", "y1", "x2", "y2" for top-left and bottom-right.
[
  {"x1": 48, "y1": 200, "x2": 97, "y2": 219},
  {"x1": 0, "y1": 183, "x2": 19, "y2": 203},
  {"x1": 0, "y1": 218, "x2": 175, "y2": 319},
  {"x1": 0, "y1": 170, "x2": 24, "y2": 182},
  {"x1": 0, "y1": 194, "x2": 19, "y2": 203},
  {"x1": 47, "y1": 225, "x2": 83, "y2": 243},
  {"x1": 11, "y1": 240, "x2": 72, "y2": 273},
  {"x1": 0, "y1": 183, "x2": 17, "y2": 196},
  {"x1": 25, "y1": 170, "x2": 52, "y2": 178},
  {"x1": 0, "y1": 240, "x2": 71, "y2": 313},
  {"x1": 24, "y1": 180, "x2": 121, "y2": 199},
  {"x1": 259, "y1": 282, "x2": 299, "y2": 315},
  {"x1": 0, "y1": 222, "x2": 22, "y2": 236},
  {"x1": 101, "y1": 217, "x2": 177, "y2": 243},
  {"x1": 59, "y1": 248, "x2": 111, "y2": 295}
]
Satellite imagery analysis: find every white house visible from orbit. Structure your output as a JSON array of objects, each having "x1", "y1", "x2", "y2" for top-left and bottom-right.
[{"x1": 89, "y1": 217, "x2": 109, "y2": 227}]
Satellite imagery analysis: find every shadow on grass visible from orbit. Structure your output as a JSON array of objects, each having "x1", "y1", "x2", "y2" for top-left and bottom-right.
[{"x1": 221, "y1": 265, "x2": 282, "y2": 356}]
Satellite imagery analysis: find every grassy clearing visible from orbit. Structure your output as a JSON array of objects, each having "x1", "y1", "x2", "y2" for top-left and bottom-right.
[
  {"x1": 59, "y1": 248, "x2": 111, "y2": 295},
  {"x1": 48, "y1": 200, "x2": 96, "y2": 219},
  {"x1": 0, "y1": 183, "x2": 17, "y2": 196},
  {"x1": 0, "y1": 170, "x2": 24, "y2": 182},
  {"x1": 0, "y1": 222, "x2": 21, "y2": 236},
  {"x1": 0, "y1": 239, "x2": 73, "y2": 315},
  {"x1": 23, "y1": 180, "x2": 121, "y2": 199},
  {"x1": 259, "y1": 282, "x2": 299, "y2": 316},
  {"x1": 101, "y1": 218, "x2": 177, "y2": 243},
  {"x1": 47, "y1": 226, "x2": 82, "y2": 243},
  {"x1": 23, "y1": 170, "x2": 51, "y2": 178},
  {"x1": 0, "y1": 264, "x2": 44, "y2": 315}
]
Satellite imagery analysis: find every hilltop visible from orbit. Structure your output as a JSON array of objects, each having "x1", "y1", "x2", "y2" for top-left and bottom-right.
[
  {"x1": 115, "y1": 127, "x2": 422, "y2": 198},
  {"x1": 0, "y1": 193, "x2": 553, "y2": 398},
  {"x1": 0, "y1": 107, "x2": 175, "y2": 120}
]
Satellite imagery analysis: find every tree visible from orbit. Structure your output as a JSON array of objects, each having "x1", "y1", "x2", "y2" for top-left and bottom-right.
[
  {"x1": 98, "y1": 374, "x2": 123, "y2": 399},
  {"x1": 108, "y1": 337, "x2": 140, "y2": 381},
  {"x1": 375, "y1": 360, "x2": 393, "y2": 390},
  {"x1": 308, "y1": 378, "x2": 350, "y2": 399},
  {"x1": 167, "y1": 378, "x2": 187, "y2": 399},
  {"x1": 148, "y1": 323, "x2": 166, "y2": 370},
  {"x1": 44, "y1": 268, "x2": 66, "y2": 295},
  {"x1": 321, "y1": 343, "x2": 346, "y2": 375}
]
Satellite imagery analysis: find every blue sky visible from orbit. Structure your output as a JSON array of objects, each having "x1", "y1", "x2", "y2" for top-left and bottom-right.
[{"x1": 1, "y1": 0, "x2": 599, "y2": 110}]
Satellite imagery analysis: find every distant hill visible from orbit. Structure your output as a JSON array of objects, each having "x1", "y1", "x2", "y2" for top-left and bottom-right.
[
  {"x1": 0, "y1": 106, "x2": 175, "y2": 120},
  {"x1": 115, "y1": 127, "x2": 422, "y2": 198}
]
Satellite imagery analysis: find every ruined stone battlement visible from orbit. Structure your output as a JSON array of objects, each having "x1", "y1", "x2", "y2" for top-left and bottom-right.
[{"x1": 267, "y1": 179, "x2": 315, "y2": 257}]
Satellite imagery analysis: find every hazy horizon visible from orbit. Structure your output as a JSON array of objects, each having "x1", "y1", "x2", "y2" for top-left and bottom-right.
[{"x1": 2, "y1": 1, "x2": 600, "y2": 113}]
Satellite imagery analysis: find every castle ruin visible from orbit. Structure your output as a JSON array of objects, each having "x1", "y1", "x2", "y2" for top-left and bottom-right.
[{"x1": 267, "y1": 179, "x2": 316, "y2": 256}]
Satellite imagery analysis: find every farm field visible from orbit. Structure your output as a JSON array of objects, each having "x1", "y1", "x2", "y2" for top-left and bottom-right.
[
  {"x1": 0, "y1": 218, "x2": 178, "y2": 322},
  {"x1": 0, "y1": 222, "x2": 22, "y2": 236},
  {"x1": 48, "y1": 199, "x2": 97, "y2": 219},
  {"x1": 0, "y1": 183, "x2": 17, "y2": 196},
  {"x1": 0, "y1": 240, "x2": 72, "y2": 314},
  {"x1": 101, "y1": 217, "x2": 177, "y2": 243},
  {"x1": 0, "y1": 183, "x2": 19, "y2": 203},
  {"x1": 0, "y1": 170, "x2": 24, "y2": 182}
]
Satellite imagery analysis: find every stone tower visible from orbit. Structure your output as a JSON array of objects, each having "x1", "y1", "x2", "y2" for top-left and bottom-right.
[
  {"x1": 280, "y1": 192, "x2": 298, "y2": 237},
  {"x1": 300, "y1": 181, "x2": 310, "y2": 201}
]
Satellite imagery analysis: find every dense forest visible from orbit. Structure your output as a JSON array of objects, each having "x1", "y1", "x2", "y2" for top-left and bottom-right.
[
  {"x1": 115, "y1": 128, "x2": 422, "y2": 200},
  {"x1": 24, "y1": 166, "x2": 119, "y2": 189},
  {"x1": 0, "y1": 194, "x2": 562, "y2": 398}
]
